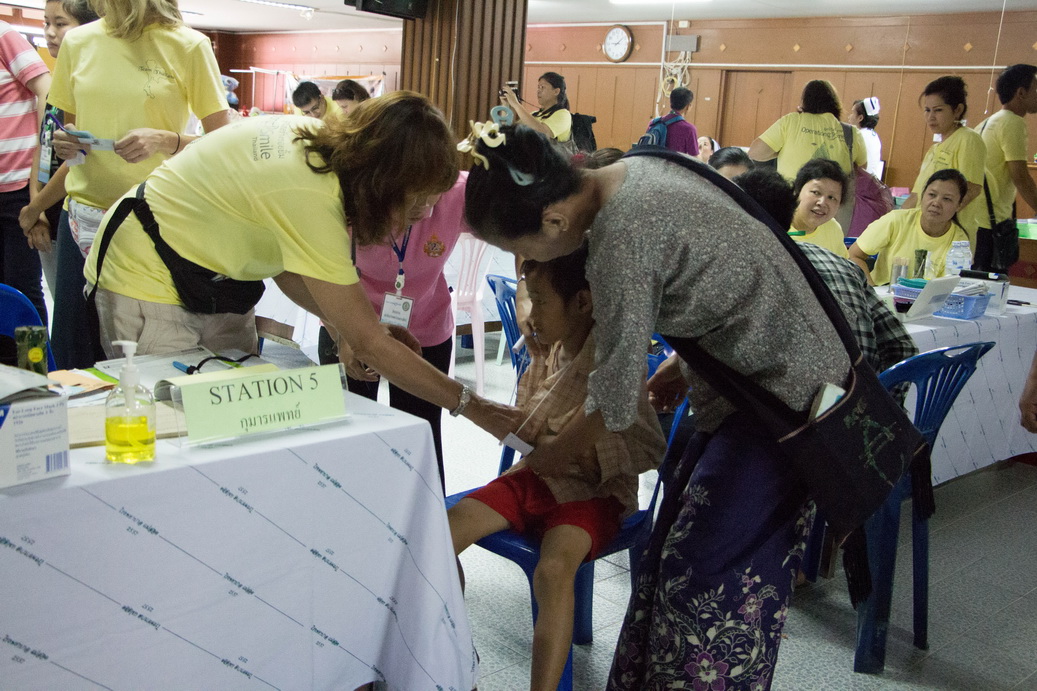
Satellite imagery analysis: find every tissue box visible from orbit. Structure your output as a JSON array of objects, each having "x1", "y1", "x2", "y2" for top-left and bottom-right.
[{"x1": 0, "y1": 365, "x2": 70, "y2": 489}]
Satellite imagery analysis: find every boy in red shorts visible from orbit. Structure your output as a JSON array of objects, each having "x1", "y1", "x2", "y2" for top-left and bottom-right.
[{"x1": 447, "y1": 244, "x2": 666, "y2": 691}]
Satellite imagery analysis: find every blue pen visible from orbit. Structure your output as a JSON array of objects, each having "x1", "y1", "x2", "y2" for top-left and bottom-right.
[{"x1": 172, "y1": 361, "x2": 190, "y2": 373}]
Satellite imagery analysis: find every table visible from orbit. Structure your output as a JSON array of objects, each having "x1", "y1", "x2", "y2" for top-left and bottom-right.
[
  {"x1": 899, "y1": 285, "x2": 1037, "y2": 484},
  {"x1": 0, "y1": 394, "x2": 477, "y2": 691}
]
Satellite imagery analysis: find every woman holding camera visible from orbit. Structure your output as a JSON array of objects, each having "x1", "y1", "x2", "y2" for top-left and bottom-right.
[{"x1": 500, "y1": 71, "x2": 573, "y2": 146}]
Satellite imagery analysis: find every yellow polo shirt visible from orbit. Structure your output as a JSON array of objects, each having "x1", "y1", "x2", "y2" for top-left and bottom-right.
[
  {"x1": 790, "y1": 219, "x2": 848, "y2": 257},
  {"x1": 855, "y1": 208, "x2": 969, "y2": 285},
  {"x1": 977, "y1": 109, "x2": 1029, "y2": 223},
  {"x1": 534, "y1": 107, "x2": 572, "y2": 142},
  {"x1": 86, "y1": 116, "x2": 358, "y2": 305},
  {"x1": 910, "y1": 126, "x2": 986, "y2": 239},
  {"x1": 48, "y1": 19, "x2": 228, "y2": 210},
  {"x1": 759, "y1": 112, "x2": 867, "y2": 181}
]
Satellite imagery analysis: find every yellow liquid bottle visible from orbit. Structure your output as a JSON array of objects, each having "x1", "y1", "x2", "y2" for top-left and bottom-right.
[
  {"x1": 105, "y1": 415, "x2": 156, "y2": 464},
  {"x1": 105, "y1": 340, "x2": 156, "y2": 464}
]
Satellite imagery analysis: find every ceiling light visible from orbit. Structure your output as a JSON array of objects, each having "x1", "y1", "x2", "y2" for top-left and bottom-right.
[
  {"x1": 237, "y1": 0, "x2": 315, "y2": 11},
  {"x1": 610, "y1": 0, "x2": 711, "y2": 3}
]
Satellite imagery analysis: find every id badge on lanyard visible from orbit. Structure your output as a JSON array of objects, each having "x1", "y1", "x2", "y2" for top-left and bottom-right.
[
  {"x1": 38, "y1": 128, "x2": 53, "y2": 185},
  {"x1": 379, "y1": 226, "x2": 415, "y2": 329}
]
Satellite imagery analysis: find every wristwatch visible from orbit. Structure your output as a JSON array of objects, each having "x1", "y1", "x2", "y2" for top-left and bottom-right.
[{"x1": 450, "y1": 384, "x2": 472, "y2": 417}]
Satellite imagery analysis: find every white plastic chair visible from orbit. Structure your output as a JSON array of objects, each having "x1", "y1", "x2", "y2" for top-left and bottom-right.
[{"x1": 448, "y1": 233, "x2": 492, "y2": 394}]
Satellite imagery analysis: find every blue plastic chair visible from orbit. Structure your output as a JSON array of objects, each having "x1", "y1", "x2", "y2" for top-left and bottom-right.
[
  {"x1": 646, "y1": 334, "x2": 674, "y2": 380},
  {"x1": 486, "y1": 274, "x2": 531, "y2": 379},
  {"x1": 0, "y1": 283, "x2": 56, "y2": 371},
  {"x1": 447, "y1": 397, "x2": 689, "y2": 691},
  {"x1": 854, "y1": 341, "x2": 995, "y2": 673}
]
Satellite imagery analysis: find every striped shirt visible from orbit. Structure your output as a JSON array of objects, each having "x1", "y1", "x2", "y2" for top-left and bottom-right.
[{"x1": 0, "y1": 22, "x2": 48, "y2": 192}]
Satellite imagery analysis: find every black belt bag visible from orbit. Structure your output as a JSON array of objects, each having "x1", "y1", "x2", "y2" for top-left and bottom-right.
[{"x1": 89, "y1": 183, "x2": 265, "y2": 315}]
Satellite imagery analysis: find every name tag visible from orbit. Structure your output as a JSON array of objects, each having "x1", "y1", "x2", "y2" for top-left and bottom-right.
[
  {"x1": 380, "y1": 293, "x2": 414, "y2": 328},
  {"x1": 76, "y1": 134, "x2": 116, "y2": 151},
  {"x1": 38, "y1": 134, "x2": 53, "y2": 184},
  {"x1": 501, "y1": 432, "x2": 535, "y2": 456}
]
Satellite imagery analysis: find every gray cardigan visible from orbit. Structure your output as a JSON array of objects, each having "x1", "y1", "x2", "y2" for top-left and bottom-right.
[{"x1": 585, "y1": 156, "x2": 850, "y2": 433}]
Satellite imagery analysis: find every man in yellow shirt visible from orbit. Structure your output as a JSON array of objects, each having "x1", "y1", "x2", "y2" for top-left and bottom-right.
[
  {"x1": 975, "y1": 64, "x2": 1037, "y2": 271},
  {"x1": 291, "y1": 81, "x2": 342, "y2": 122}
]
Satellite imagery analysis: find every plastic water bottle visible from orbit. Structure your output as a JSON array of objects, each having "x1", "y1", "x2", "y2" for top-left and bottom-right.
[{"x1": 944, "y1": 241, "x2": 972, "y2": 276}]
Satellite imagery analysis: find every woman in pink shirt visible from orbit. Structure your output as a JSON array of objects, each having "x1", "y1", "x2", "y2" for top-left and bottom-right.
[{"x1": 318, "y1": 172, "x2": 469, "y2": 487}]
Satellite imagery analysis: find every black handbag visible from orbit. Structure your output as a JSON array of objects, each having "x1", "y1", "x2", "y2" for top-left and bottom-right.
[
  {"x1": 623, "y1": 148, "x2": 930, "y2": 604},
  {"x1": 975, "y1": 176, "x2": 1020, "y2": 273},
  {"x1": 89, "y1": 184, "x2": 265, "y2": 315},
  {"x1": 974, "y1": 119, "x2": 1020, "y2": 273}
]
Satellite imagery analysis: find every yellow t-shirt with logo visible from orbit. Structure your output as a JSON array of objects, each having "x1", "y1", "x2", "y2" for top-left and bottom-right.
[
  {"x1": 759, "y1": 112, "x2": 867, "y2": 181},
  {"x1": 85, "y1": 116, "x2": 358, "y2": 305},
  {"x1": 534, "y1": 107, "x2": 572, "y2": 142},
  {"x1": 292, "y1": 95, "x2": 343, "y2": 122},
  {"x1": 977, "y1": 109, "x2": 1029, "y2": 224},
  {"x1": 855, "y1": 207, "x2": 969, "y2": 285},
  {"x1": 910, "y1": 126, "x2": 986, "y2": 239},
  {"x1": 790, "y1": 218, "x2": 848, "y2": 257},
  {"x1": 48, "y1": 19, "x2": 228, "y2": 210}
]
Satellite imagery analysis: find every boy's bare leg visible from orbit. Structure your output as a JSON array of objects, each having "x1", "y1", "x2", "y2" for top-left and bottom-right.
[
  {"x1": 530, "y1": 525, "x2": 592, "y2": 691},
  {"x1": 448, "y1": 497, "x2": 512, "y2": 590}
]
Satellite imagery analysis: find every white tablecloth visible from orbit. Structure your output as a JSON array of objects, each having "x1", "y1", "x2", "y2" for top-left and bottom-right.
[
  {"x1": 901, "y1": 285, "x2": 1037, "y2": 484},
  {"x1": 0, "y1": 394, "x2": 476, "y2": 690}
]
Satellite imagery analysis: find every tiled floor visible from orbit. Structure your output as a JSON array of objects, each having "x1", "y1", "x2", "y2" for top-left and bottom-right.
[{"x1": 438, "y1": 335, "x2": 1037, "y2": 691}]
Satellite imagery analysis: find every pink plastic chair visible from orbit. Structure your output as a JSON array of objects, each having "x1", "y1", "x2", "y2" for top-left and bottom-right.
[{"x1": 448, "y1": 233, "x2": 492, "y2": 394}]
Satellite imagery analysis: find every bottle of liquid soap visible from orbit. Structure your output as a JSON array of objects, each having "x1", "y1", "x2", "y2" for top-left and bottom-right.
[{"x1": 105, "y1": 340, "x2": 156, "y2": 464}]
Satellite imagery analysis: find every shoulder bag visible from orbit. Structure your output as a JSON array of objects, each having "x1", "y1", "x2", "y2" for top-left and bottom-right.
[
  {"x1": 623, "y1": 148, "x2": 930, "y2": 604},
  {"x1": 975, "y1": 119, "x2": 1020, "y2": 273}
]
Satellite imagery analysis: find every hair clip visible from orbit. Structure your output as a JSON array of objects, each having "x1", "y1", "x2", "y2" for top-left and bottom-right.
[
  {"x1": 490, "y1": 105, "x2": 515, "y2": 127},
  {"x1": 505, "y1": 163, "x2": 534, "y2": 186},
  {"x1": 457, "y1": 120, "x2": 506, "y2": 170}
]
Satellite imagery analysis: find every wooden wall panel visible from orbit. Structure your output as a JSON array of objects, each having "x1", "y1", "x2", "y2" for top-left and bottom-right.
[
  {"x1": 525, "y1": 11, "x2": 1037, "y2": 187},
  {"x1": 522, "y1": 62, "x2": 662, "y2": 150},
  {"x1": 719, "y1": 71, "x2": 792, "y2": 150},
  {"x1": 402, "y1": 0, "x2": 526, "y2": 140}
]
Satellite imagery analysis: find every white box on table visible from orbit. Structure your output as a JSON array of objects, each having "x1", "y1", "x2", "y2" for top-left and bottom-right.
[{"x1": 0, "y1": 365, "x2": 70, "y2": 489}]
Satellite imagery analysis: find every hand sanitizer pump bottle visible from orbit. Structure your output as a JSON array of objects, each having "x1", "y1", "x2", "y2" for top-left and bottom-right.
[{"x1": 105, "y1": 340, "x2": 156, "y2": 464}]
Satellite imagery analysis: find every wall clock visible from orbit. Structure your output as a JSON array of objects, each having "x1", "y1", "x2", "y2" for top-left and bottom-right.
[{"x1": 603, "y1": 24, "x2": 633, "y2": 63}]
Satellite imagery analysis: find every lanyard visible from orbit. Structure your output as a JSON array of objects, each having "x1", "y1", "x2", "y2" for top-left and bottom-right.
[{"x1": 390, "y1": 226, "x2": 412, "y2": 295}]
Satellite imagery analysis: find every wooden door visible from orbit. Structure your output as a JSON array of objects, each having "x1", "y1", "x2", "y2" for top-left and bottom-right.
[{"x1": 718, "y1": 71, "x2": 792, "y2": 148}]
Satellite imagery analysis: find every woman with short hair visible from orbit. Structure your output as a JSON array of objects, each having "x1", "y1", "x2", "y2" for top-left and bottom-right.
[
  {"x1": 749, "y1": 79, "x2": 867, "y2": 181},
  {"x1": 789, "y1": 158, "x2": 850, "y2": 258},
  {"x1": 83, "y1": 92, "x2": 517, "y2": 440},
  {"x1": 850, "y1": 168, "x2": 970, "y2": 285}
]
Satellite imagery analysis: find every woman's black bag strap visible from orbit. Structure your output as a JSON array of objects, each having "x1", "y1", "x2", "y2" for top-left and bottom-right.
[
  {"x1": 622, "y1": 147, "x2": 866, "y2": 367},
  {"x1": 87, "y1": 183, "x2": 147, "y2": 304}
]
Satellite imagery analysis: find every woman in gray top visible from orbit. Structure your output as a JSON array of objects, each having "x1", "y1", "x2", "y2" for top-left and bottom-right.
[{"x1": 464, "y1": 124, "x2": 849, "y2": 690}]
